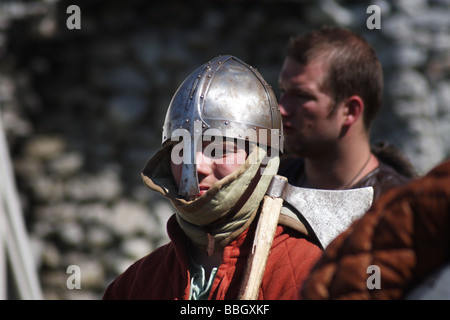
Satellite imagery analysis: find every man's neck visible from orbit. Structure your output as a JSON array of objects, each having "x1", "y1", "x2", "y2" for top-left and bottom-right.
[
  {"x1": 303, "y1": 141, "x2": 378, "y2": 190},
  {"x1": 190, "y1": 243, "x2": 223, "y2": 279}
]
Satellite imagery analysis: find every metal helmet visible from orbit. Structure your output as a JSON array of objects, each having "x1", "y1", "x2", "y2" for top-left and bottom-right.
[{"x1": 162, "y1": 55, "x2": 284, "y2": 196}]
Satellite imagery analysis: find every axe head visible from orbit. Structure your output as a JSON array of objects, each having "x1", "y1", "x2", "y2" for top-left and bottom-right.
[{"x1": 268, "y1": 175, "x2": 374, "y2": 248}]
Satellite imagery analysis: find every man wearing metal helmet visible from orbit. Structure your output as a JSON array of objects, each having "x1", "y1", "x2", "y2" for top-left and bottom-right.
[{"x1": 103, "y1": 55, "x2": 322, "y2": 300}]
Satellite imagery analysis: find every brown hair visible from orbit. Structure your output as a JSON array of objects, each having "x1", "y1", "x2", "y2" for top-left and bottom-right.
[{"x1": 286, "y1": 26, "x2": 383, "y2": 131}]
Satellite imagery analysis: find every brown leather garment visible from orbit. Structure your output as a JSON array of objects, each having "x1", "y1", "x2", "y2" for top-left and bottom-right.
[{"x1": 302, "y1": 159, "x2": 450, "y2": 300}]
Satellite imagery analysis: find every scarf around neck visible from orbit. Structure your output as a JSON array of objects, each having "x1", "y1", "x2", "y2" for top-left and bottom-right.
[{"x1": 141, "y1": 144, "x2": 279, "y2": 251}]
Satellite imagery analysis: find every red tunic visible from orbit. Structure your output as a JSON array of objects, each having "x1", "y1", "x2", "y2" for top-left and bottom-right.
[{"x1": 103, "y1": 214, "x2": 322, "y2": 300}]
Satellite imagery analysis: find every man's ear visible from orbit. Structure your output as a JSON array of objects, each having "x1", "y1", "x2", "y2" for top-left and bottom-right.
[{"x1": 342, "y1": 95, "x2": 364, "y2": 126}]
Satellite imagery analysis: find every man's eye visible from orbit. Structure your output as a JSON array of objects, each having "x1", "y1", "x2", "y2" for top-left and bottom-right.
[
  {"x1": 210, "y1": 145, "x2": 226, "y2": 159},
  {"x1": 295, "y1": 92, "x2": 314, "y2": 100},
  {"x1": 223, "y1": 143, "x2": 238, "y2": 155},
  {"x1": 223, "y1": 146, "x2": 233, "y2": 154}
]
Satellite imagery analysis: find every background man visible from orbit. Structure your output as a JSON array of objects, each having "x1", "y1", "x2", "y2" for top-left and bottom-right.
[{"x1": 278, "y1": 26, "x2": 417, "y2": 200}]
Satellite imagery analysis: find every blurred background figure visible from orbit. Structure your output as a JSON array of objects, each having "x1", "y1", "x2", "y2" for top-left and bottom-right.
[{"x1": 278, "y1": 26, "x2": 418, "y2": 200}]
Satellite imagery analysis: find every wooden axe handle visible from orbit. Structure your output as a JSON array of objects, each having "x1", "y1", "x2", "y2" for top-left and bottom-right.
[{"x1": 237, "y1": 194, "x2": 283, "y2": 300}]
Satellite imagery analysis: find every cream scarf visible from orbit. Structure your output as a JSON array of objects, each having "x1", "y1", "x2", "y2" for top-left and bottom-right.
[{"x1": 141, "y1": 145, "x2": 279, "y2": 253}]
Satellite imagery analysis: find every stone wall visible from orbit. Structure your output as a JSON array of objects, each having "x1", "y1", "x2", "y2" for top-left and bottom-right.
[{"x1": 0, "y1": 0, "x2": 449, "y2": 299}]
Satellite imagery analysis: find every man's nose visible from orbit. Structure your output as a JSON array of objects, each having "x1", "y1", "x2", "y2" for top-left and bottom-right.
[
  {"x1": 278, "y1": 98, "x2": 291, "y2": 117},
  {"x1": 195, "y1": 151, "x2": 213, "y2": 176}
]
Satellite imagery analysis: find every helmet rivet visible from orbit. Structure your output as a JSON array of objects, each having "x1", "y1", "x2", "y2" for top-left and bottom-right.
[
  {"x1": 224, "y1": 121, "x2": 229, "y2": 125},
  {"x1": 185, "y1": 119, "x2": 189, "y2": 122},
  {"x1": 253, "y1": 126, "x2": 256, "y2": 130},
  {"x1": 200, "y1": 95, "x2": 204, "y2": 99}
]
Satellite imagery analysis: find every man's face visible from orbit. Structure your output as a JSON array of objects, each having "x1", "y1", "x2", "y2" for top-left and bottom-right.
[
  {"x1": 171, "y1": 139, "x2": 247, "y2": 197},
  {"x1": 278, "y1": 57, "x2": 343, "y2": 158}
]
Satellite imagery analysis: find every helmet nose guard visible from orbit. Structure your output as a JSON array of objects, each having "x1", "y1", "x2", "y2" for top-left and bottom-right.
[{"x1": 162, "y1": 55, "x2": 284, "y2": 197}]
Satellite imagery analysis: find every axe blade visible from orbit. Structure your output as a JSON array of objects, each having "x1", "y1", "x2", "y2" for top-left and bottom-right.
[{"x1": 283, "y1": 183, "x2": 374, "y2": 248}]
